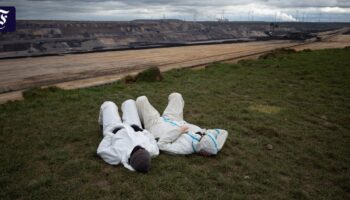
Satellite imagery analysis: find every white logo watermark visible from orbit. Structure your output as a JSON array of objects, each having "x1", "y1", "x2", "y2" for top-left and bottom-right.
[{"x1": 0, "y1": 9, "x2": 10, "y2": 30}]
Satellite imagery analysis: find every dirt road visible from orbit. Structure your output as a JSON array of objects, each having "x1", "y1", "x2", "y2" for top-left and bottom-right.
[
  {"x1": 0, "y1": 40, "x2": 302, "y2": 93},
  {"x1": 1, "y1": 33, "x2": 350, "y2": 103}
]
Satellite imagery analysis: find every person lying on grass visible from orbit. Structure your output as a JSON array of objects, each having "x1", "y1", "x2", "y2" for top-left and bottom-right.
[
  {"x1": 136, "y1": 92, "x2": 228, "y2": 156},
  {"x1": 97, "y1": 100, "x2": 159, "y2": 173}
]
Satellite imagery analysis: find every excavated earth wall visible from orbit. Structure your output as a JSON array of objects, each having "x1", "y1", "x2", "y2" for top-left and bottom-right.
[{"x1": 0, "y1": 20, "x2": 349, "y2": 58}]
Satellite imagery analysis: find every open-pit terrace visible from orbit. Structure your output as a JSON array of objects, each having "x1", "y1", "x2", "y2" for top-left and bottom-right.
[{"x1": 2, "y1": 20, "x2": 350, "y2": 58}]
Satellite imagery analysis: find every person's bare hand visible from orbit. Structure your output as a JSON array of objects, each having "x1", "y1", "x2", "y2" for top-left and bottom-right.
[{"x1": 179, "y1": 125, "x2": 189, "y2": 133}]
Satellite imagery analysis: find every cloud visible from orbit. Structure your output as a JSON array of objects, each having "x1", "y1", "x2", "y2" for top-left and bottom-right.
[
  {"x1": 321, "y1": 6, "x2": 350, "y2": 13},
  {"x1": 0, "y1": 0, "x2": 349, "y2": 22}
]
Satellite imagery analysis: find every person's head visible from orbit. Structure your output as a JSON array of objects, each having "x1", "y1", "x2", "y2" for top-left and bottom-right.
[
  {"x1": 197, "y1": 134, "x2": 219, "y2": 156},
  {"x1": 129, "y1": 146, "x2": 151, "y2": 173}
]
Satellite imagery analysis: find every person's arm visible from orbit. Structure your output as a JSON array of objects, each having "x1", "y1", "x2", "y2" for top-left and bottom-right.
[
  {"x1": 158, "y1": 135, "x2": 193, "y2": 155},
  {"x1": 121, "y1": 158, "x2": 136, "y2": 172},
  {"x1": 157, "y1": 125, "x2": 188, "y2": 147},
  {"x1": 96, "y1": 132, "x2": 122, "y2": 165},
  {"x1": 142, "y1": 129, "x2": 160, "y2": 157}
]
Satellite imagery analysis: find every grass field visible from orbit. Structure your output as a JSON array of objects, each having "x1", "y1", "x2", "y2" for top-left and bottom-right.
[{"x1": 0, "y1": 48, "x2": 349, "y2": 200}]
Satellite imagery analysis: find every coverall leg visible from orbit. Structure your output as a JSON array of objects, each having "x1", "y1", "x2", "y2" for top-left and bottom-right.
[
  {"x1": 99, "y1": 101, "x2": 123, "y2": 137},
  {"x1": 121, "y1": 99, "x2": 142, "y2": 128},
  {"x1": 136, "y1": 96, "x2": 161, "y2": 130},
  {"x1": 162, "y1": 92, "x2": 185, "y2": 122}
]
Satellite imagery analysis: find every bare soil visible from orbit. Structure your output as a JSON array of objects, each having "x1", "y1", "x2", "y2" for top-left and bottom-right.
[
  {"x1": 1, "y1": 31, "x2": 350, "y2": 104},
  {"x1": 0, "y1": 40, "x2": 302, "y2": 93}
]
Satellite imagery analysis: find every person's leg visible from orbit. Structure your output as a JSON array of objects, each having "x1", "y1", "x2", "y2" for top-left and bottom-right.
[
  {"x1": 121, "y1": 99, "x2": 142, "y2": 128},
  {"x1": 136, "y1": 96, "x2": 161, "y2": 130},
  {"x1": 99, "y1": 101, "x2": 123, "y2": 137},
  {"x1": 162, "y1": 92, "x2": 184, "y2": 121}
]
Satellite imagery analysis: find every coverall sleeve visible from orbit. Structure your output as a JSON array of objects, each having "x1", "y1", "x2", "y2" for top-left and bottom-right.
[
  {"x1": 96, "y1": 132, "x2": 122, "y2": 165},
  {"x1": 157, "y1": 128, "x2": 183, "y2": 148},
  {"x1": 122, "y1": 159, "x2": 136, "y2": 172},
  {"x1": 157, "y1": 130, "x2": 194, "y2": 155},
  {"x1": 142, "y1": 130, "x2": 160, "y2": 157}
]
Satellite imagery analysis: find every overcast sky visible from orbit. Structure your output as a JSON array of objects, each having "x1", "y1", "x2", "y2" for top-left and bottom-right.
[{"x1": 1, "y1": 0, "x2": 350, "y2": 22}]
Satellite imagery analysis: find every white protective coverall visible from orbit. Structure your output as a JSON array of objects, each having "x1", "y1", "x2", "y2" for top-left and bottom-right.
[
  {"x1": 97, "y1": 100, "x2": 159, "y2": 171},
  {"x1": 136, "y1": 92, "x2": 228, "y2": 155}
]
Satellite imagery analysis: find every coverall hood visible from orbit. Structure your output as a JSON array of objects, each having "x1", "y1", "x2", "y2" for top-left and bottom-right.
[
  {"x1": 129, "y1": 147, "x2": 151, "y2": 173},
  {"x1": 197, "y1": 133, "x2": 219, "y2": 155}
]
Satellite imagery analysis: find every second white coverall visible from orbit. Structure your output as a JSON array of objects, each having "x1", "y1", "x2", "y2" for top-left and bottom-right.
[{"x1": 136, "y1": 92, "x2": 228, "y2": 155}]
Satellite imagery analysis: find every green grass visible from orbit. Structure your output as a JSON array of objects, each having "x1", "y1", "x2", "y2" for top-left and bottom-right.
[{"x1": 1, "y1": 48, "x2": 349, "y2": 200}]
